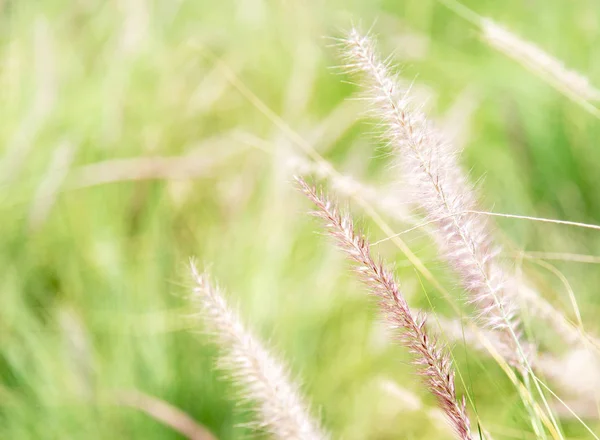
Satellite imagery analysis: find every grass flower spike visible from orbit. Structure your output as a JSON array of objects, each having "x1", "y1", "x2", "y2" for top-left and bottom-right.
[
  {"x1": 482, "y1": 19, "x2": 600, "y2": 103},
  {"x1": 189, "y1": 262, "x2": 327, "y2": 440},
  {"x1": 297, "y1": 177, "x2": 472, "y2": 440},
  {"x1": 341, "y1": 28, "x2": 528, "y2": 370}
]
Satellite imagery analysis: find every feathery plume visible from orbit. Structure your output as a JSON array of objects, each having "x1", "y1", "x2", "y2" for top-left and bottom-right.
[
  {"x1": 340, "y1": 28, "x2": 528, "y2": 370},
  {"x1": 189, "y1": 262, "x2": 327, "y2": 440},
  {"x1": 297, "y1": 177, "x2": 472, "y2": 440},
  {"x1": 482, "y1": 19, "x2": 600, "y2": 102},
  {"x1": 288, "y1": 152, "x2": 593, "y2": 353},
  {"x1": 289, "y1": 153, "x2": 586, "y2": 355}
]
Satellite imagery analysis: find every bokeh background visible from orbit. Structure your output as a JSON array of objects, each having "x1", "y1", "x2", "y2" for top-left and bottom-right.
[{"x1": 2, "y1": 0, "x2": 600, "y2": 438}]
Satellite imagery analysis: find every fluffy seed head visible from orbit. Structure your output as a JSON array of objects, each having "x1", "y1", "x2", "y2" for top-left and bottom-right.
[
  {"x1": 297, "y1": 177, "x2": 472, "y2": 440},
  {"x1": 340, "y1": 28, "x2": 528, "y2": 369},
  {"x1": 483, "y1": 19, "x2": 600, "y2": 102},
  {"x1": 189, "y1": 262, "x2": 327, "y2": 440}
]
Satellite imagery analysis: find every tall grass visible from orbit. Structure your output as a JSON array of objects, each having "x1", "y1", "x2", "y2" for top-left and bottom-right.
[{"x1": 2, "y1": 0, "x2": 600, "y2": 439}]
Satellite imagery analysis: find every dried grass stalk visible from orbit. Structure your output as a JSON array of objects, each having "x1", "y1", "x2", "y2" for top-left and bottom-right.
[{"x1": 114, "y1": 390, "x2": 218, "y2": 440}]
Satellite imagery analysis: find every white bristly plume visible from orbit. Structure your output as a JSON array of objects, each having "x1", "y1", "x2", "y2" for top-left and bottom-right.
[
  {"x1": 298, "y1": 178, "x2": 472, "y2": 440},
  {"x1": 482, "y1": 19, "x2": 600, "y2": 102},
  {"x1": 340, "y1": 28, "x2": 529, "y2": 370},
  {"x1": 189, "y1": 261, "x2": 327, "y2": 440}
]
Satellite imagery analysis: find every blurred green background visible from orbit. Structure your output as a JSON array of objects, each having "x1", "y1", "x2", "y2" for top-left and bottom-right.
[{"x1": 2, "y1": 0, "x2": 600, "y2": 438}]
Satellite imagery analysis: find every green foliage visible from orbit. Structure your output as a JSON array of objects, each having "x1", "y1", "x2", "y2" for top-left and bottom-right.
[{"x1": 1, "y1": 0, "x2": 599, "y2": 438}]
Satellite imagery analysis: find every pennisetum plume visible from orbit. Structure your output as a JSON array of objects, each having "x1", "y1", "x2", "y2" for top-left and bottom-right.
[
  {"x1": 340, "y1": 28, "x2": 530, "y2": 371},
  {"x1": 482, "y1": 19, "x2": 600, "y2": 103},
  {"x1": 188, "y1": 261, "x2": 327, "y2": 440},
  {"x1": 297, "y1": 177, "x2": 472, "y2": 440}
]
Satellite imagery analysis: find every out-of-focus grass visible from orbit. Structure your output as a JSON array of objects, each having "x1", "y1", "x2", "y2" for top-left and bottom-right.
[{"x1": 1, "y1": 0, "x2": 600, "y2": 438}]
